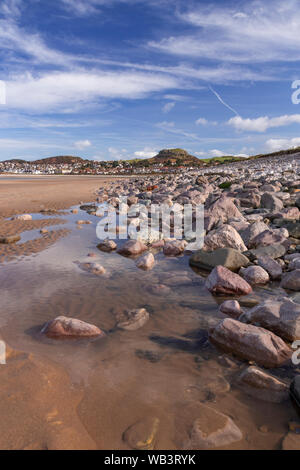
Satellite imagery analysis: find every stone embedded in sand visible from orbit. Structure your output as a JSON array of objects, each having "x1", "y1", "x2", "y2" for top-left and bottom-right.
[
  {"x1": 40, "y1": 228, "x2": 48, "y2": 234},
  {"x1": 244, "y1": 298, "x2": 300, "y2": 342},
  {"x1": 209, "y1": 318, "x2": 291, "y2": 368},
  {"x1": 190, "y1": 248, "x2": 249, "y2": 272},
  {"x1": 76, "y1": 220, "x2": 92, "y2": 225},
  {"x1": 236, "y1": 366, "x2": 289, "y2": 403},
  {"x1": 204, "y1": 224, "x2": 247, "y2": 252},
  {"x1": 136, "y1": 252, "x2": 155, "y2": 270},
  {"x1": 117, "y1": 240, "x2": 147, "y2": 256},
  {"x1": 148, "y1": 284, "x2": 171, "y2": 296},
  {"x1": 239, "y1": 265, "x2": 270, "y2": 285},
  {"x1": 0, "y1": 234, "x2": 20, "y2": 244},
  {"x1": 281, "y1": 269, "x2": 300, "y2": 291},
  {"x1": 219, "y1": 300, "x2": 242, "y2": 319},
  {"x1": 123, "y1": 417, "x2": 160, "y2": 450},
  {"x1": 41, "y1": 316, "x2": 104, "y2": 338},
  {"x1": 11, "y1": 214, "x2": 32, "y2": 221},
  {"x1": 205, "y1": 266, "x2": 252, "y2": 296},
  {"x1": 186, "y1": 405, "x2": 243, "y2": 450},
  {"x1": 80, "y1": 262, "x2": 106, "y2": 275},
  {"x1": 282, "y1": 432, "x2": 300, "y2": 450},
  {"x1": 97, "y1": 239, "x2": 117, "y2": 252},
  {"x1": 257, "y1": 255, "x2": 282, "y2": 280},
  {"x1": 116, "y1": 308, "x2": 150, "y2": 331}
]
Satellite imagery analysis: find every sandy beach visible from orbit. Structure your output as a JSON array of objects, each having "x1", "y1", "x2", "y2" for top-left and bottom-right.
[{"x1": 0, "y1": 175, "x2": 119, "y2": 218}]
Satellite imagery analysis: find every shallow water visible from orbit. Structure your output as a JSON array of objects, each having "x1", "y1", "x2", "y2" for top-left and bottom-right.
[{"x1": 0, "y1": 204, "x2": 299, "y2": 449}]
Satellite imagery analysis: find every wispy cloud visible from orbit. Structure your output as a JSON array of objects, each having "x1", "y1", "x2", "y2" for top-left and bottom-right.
[
  {"x1": 162, "y1": 102, "x2": 175, "y2": 113},
  {"x1": 149, "y1": 0, "x2": 300, "y2": 63},
  {"x1": 209, "y1": 86, "x2": 239, "y2": 116},
  {"x1": 74, "y1": 139, "x2": 92, "y2": 150}
]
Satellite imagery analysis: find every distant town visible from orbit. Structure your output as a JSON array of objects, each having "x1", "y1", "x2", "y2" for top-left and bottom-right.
[
  {"x1": 0, "y1": 147, "x2": 299, "y2": 176},
  {"x1": 0, "y1": 149, "x2": 245, "y2": 176}
]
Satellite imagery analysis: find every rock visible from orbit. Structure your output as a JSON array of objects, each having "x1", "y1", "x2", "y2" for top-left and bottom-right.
[
  {"x1": 205, "y1": 266, "x2": 252, "y2": 296},
  {"x1": 163, "y1": 240, "x2": 186, "y2": 256},
  {"x1": 261, "y1": 193, "x2": 283, "y2": 212},
  {"x1": 244, "y1": 298, "x2": 300, "y2": 342},
  {"x1": 116, "y1": 308, "x2": 150, "y2": 331},
  {"x1": 257, "y1": 255, "x2": 282, "y2": 280},
  {"x1": 249, "y1": 230, "x2": 286, "y2": 248},
  {"x1": 236, "y1": 366, "x2": 289, "y2": 403},
  {"x1": 289, "y1": 258, "x2": 300, "y2": 270},
  {"x1": 186, "y1": 404, "x2": 242, "y2": 450},
  {"x1": 290, "y1": 375, "x2": 300, "y2": 410},
  {"x1": 282, "y1": 433, "x2": 300, "y2": 450},
  {"x1": 136, "y1": 252, "x2": 155, "y2": 270},
  {"x1": 97, "y1": 239, "x2": 117, "y2": 252},
  {"x1": 239, "y1": 266, "x2": 269, "y2": 285},
  {"x1": 123, "y1": 417, "x2": 160, "y2": 450},
  {"x1": 204, "y1": 224, "x2": 247, "y2": 252},
  {"x1": 0, "y1": 234, "x2": 20, "y2": 244},
  {"x1": 41, "y1": 316, "x2": 104, "y2": 338},
  {"x1": 274, "y1": 207, "x2": 300, "y2": 220},
  {"x1": 241, "y1": 221, "x2": 270, "y2": 247},
  {"x1": 189, "y1": 248, "x2": 249, "y2": 272},
  {"x1": 79, "y1": 262, "x2": 106, "y2": 275},
  {"x1": 281, "y1": 270, "x2": 300, "y2": 291},
  {"x1": 219, "y1": 300, "x2": 242, "y2": 319},
  {"x1": 148, "y1": 284, "x2": 171, "y2": 295},
  {"x1": 246, "y1": 244, "x2": 286, "y2": 260},
  {"x1": 40, "y1": 229, "x2": 48, "y2": 234},
  {"x1": 205, "y1": 196, "x2": 244, "y2": 231},
  {"x1": 11, "y1": 214, "x2": 32, "y2": 221},
  {"x1": 117, "y1": 240, "x2": 148, "y2": 256},
  {"x1": 209, "y1": 318, "x2": 291, "y2": 368},
  {"x1": 76, "y1": 220, "x2": 92, "y2": 225}
]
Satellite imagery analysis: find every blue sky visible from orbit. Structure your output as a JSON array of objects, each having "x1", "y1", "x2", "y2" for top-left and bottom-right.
[{"x1": 1, "y1": 0, "x2": 300, "y2": 161}]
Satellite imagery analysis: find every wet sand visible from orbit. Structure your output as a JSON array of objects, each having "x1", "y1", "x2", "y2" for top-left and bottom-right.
[{"x1": 0, "y1": 175, "x2": 119, "y2": 218}]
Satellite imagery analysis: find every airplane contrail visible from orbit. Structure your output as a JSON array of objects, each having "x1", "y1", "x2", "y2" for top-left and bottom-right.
[{"x1": 209, "y1": 86, "x2": 240, "y2": 117}]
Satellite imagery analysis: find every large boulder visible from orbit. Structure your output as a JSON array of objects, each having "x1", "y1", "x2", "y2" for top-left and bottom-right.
[
  {"x1": 236, "y1": 366, "x2": 289, "y2": 403},
  {"x1": 205, "y1": 266, "x2": 252, "y2": 296},
  {"x1": 209, "y1": 318, "x2": 291, "y2": 368},
  {"x1": 246, "y1": 244, "x2": 286, "y2": 260},
  {"x1": 189, "y1": 248, "x2": 249, "y2": 272},
  {"x1": 243, "y1": 298, "x2": 300, "y2": 342},
  {"x1": 204, "y1": 225, "x2": 247, "y2": 252},
  {"x1": 281, "y1": 270, "x2": 300, "y2": 291},
  {"x1": 41, "y1": 316, "x2": 104, "y2": 338}
]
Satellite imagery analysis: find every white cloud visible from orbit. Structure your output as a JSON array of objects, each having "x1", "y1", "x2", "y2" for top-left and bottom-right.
[
  {"x1": 5, "y1": 71, "x2": 179, "y2": 112},
  {"x1": 74, "y1": 140, "x2": 92, "y2": 150},
  {"x1": 266, "y1": 137, "x2": 300, "y2": 152},
  {"x1": 149, "y1": 0, "x2": 300, "y2": 63},
  {"x1": 134, "y1": 147, "x2": 157, "y2": 158},
  {"x1": 162, "y1": 102, "x2": 175, "y2": 114},
  {"x1": 107, "y1": 147, "x2": 128, "y2": 160},
  {"x1": 229, "y1": 114, "x2": 300, "y2": 132}
]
